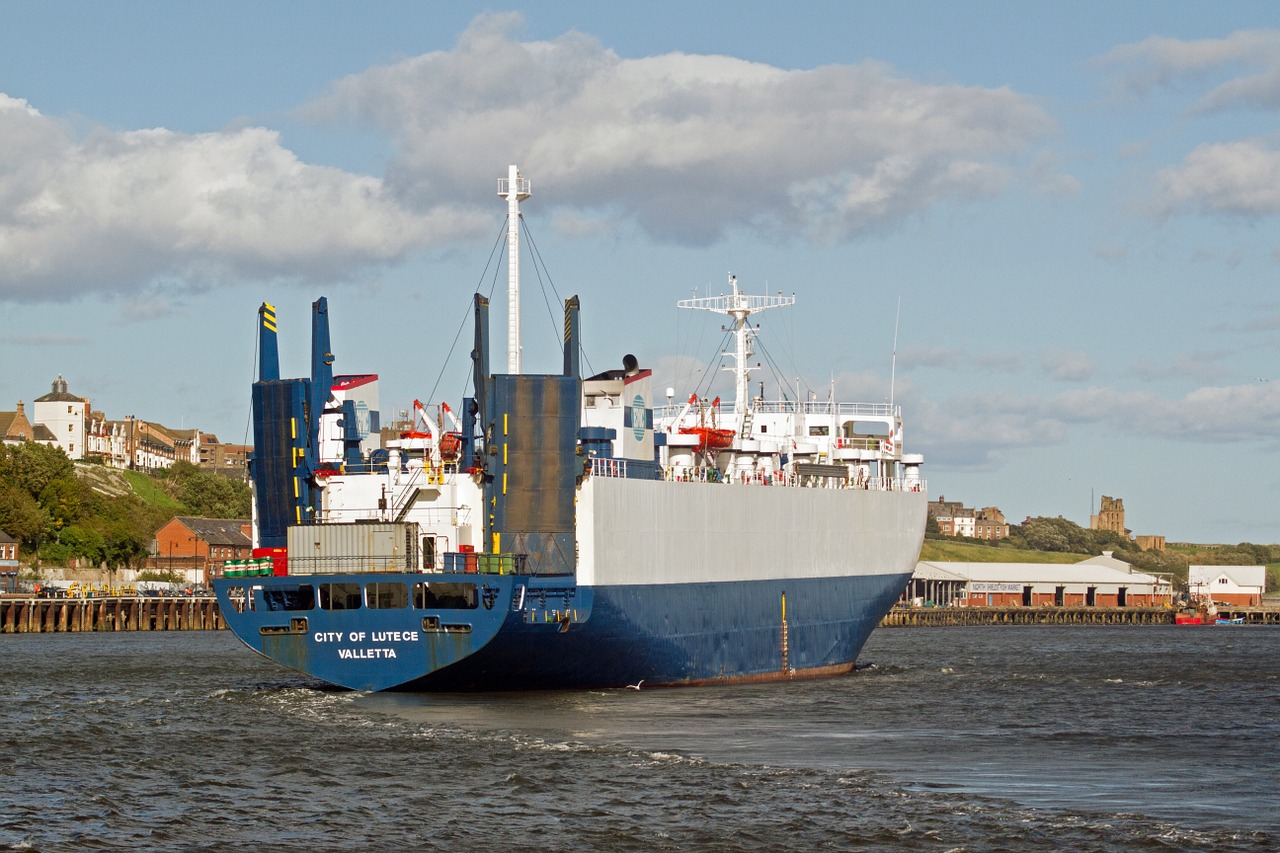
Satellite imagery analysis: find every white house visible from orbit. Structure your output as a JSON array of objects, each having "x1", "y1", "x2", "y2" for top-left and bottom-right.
[
  {"x1": 33, "y1": 375, "x2": 89, "y2": 460},
  {"x1": 1188, "y1": 565, "x2": 1265, "y2": 606}
]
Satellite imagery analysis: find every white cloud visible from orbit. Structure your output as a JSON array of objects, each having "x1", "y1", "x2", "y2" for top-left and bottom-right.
[
  {"x1": 915, "y1": 380, "x2": 1280, "y2": 469},
  {"x1": 1040, "y1": 350, "x2": 1096, "y2": 382},
  {"x1": 306, "y1": 13, "x2": 1055, "y2": 246},
  {"x1": 1028, "y1": 152, "x2": 1081, "y2": 198},
  {"x1": 0, "y1": 93, "x2": 459, "y2": 304},
  {"x1": 1094, "y1": 29, "x2": 1280, "y2": 111},
  {"x1": 1, "y1": 15, "x2": 1055, "y2": 304},
  {"x1": 1127, "y1": 351, "x2": 1230, "y2": 385},
  {"x1": 1152, "y1": 138, "x2": 1280, "y2": 217}
]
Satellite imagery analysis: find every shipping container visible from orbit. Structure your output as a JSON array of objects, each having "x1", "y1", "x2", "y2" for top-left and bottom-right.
[{"x1": 286, "y1": 522, "x2": 420, "y2": 575}]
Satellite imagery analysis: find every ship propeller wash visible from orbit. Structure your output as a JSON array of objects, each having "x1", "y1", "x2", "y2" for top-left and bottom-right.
[{"x1": 213, "y1": 165, "x2": 928, "y2": 691}]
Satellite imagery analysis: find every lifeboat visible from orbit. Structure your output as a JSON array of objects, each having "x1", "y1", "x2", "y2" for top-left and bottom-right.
[
  {"x1": 439, "y1": 431, "x2": 463, "y2": 460},
  {"x1": 679, "y1": 426, "x2": 735, "y2": 454}
]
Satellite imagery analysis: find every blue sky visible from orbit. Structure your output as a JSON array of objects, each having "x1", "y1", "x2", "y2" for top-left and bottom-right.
[{"x1": 1, "y1": 2, "x2": 1277, "y2": 544}]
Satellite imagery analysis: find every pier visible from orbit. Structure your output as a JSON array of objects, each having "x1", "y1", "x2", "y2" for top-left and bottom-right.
[
  {"x1": 0, "y1": 595, "x2": 223, "y2": 633},
  {"x1": 880, "y1": 605, "x2": 1280, "y2": 627}
]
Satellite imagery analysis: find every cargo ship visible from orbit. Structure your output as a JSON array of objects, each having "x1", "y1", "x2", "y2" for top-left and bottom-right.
[{"x1": 213, "y1": 166, "x2": 927, "y2": 691}]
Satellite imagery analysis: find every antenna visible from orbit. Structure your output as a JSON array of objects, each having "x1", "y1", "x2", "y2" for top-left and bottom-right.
[
  {"x1": 889, "y1": 296, "x2": 901, "y2": 407},
  {"x1": 497, "y1": 164, "x2": 531, "y2": 374},
  {"x1": 677, "y1": 274, "x2": 794, "y2": 415}
]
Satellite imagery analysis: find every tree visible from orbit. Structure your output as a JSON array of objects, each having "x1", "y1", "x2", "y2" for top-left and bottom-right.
[
  {"x1": 0, "y1": 483, "x2": 46, "y2": 549},
  {"x1": 38, "y1": 477, "x2": 82, "y2": 533},
  {"x1": 1017, "y1": 516, "x2": 1090, "y2": 553},
  {"x1": 162, "y1": 461, "x2": 250, "y2": 519},
  {"x1": 0, "y1": 442, "x2": 74, "y2": 499}
]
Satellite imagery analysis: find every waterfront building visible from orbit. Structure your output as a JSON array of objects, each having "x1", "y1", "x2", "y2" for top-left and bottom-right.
[
  {"x1": 154, "y1": 517, "x2": 252, "y2": 586},
  {"x1": 0, "y1": 530, "x2": 18, "y2": 567},
  {"x1": 1188, "y1": 565, "x2": 1266, "y2": 606},
  {"x1": 909, "y1": 552, "x2": 1172, "y2": 607}
]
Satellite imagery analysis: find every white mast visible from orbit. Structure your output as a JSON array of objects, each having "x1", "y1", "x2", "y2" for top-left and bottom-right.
[
  {"x1": 498, "y1": 164, "x2": 531, "y2": 374},
  {"x1": 678, "y1": 274, "x2": 795, "y2": 415}
]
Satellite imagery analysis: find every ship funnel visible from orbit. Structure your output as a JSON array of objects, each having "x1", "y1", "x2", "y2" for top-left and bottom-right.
[
  {"x1": 563, "y1": 295, "x2": 581, "y2": 378},
  {"x1": 258, "y1": 302, "x2": 280, "y2": 382}
]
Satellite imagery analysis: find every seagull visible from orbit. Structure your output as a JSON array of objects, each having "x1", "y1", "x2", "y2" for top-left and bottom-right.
[{"x1": 626, "y1": 680, "x2": 644, "y2": 690}]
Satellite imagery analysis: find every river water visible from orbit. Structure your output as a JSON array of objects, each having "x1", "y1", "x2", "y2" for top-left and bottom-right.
[{"x1": 3, "y1": 625, "x2": 1276, "y2": 851}]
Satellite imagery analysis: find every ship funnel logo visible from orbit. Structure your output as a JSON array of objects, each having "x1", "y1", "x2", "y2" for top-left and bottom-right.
[
  {"x1": 631, "y1": 395, "x2": 646, "y2": 442},
  {"x1": 355, "y1": 402, "x2": 372, "y2": 439}
]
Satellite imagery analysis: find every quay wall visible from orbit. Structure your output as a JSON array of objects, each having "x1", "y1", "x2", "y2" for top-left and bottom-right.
[
  {"x1": 880, "y1": 605, "x2": 1280, "y2": 627},
  {"x1": 5, "y1": 597, "x2": 1278, "y2": 634},
  {"x1": 0, "y1": 596, "x2": 222, "y2": 633}
]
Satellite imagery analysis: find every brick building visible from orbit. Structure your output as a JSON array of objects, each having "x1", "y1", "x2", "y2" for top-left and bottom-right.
[
  {"x1": 155, "y1": 516, "x2": 252, "y2": 585},
  {"x1": 928, "y1": 496, "x2": 1009, "y2": 540},
  {"x1": 0, "y1": 401, "x2": 35, "y2": 444}
]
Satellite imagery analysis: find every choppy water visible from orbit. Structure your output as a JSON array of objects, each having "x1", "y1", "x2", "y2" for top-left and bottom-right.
[{"x1": 3, "y1": 625, "x2": 1276, "y2": 851}]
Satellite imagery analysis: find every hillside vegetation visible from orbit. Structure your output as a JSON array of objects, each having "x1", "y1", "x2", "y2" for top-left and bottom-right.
[
  {"x1": 925, "y1": 514, "x2": 1280, "y2": 589},
  {"x1": 0, "y1": 443, "x2": 249, "y2": 570},
  {"x1": 919, "y1": 540, "x2": 1081, "y2": 563}
]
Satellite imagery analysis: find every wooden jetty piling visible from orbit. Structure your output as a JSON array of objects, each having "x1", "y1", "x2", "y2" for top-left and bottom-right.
[
  {"x1": 0, "y1": 596, "x2": 223, "y2": 633},
  {"x1": 880, "y1": 605, "x2": 1280, "y2": 627}
]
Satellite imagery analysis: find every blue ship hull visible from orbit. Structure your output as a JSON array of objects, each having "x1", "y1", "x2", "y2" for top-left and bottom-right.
[{"x1": 214, "y1": 569, "x2": 909, "y2": 691}]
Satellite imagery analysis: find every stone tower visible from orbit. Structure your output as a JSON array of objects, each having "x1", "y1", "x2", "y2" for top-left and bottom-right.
[{"x1": 1090, "y1": 495, "x2": 1125, "y2": 534}]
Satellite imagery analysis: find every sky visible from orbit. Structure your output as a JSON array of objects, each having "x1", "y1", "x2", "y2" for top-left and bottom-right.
[{"x1": 1, "y1": 1, "x2": 1278, "y2": 544}]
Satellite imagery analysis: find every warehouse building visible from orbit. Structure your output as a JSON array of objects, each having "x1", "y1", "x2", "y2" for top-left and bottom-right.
[{"x1": 910, "y1": 552, "x2": 1173, "y2": 608}]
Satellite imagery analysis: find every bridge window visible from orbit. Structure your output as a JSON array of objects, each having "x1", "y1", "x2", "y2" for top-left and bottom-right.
[
  {"x1": 412, "y1": 581, "x2": 477, "y2": 610},
  {"x1": 261, "y1": 585, "x2": 315, "y2": 611},
  {"x1": 366, "y1": 582, "x2": 408, "y2": 609},
  {"x1": 319, "y1": 582, "x2": 362, "y2": 610}
]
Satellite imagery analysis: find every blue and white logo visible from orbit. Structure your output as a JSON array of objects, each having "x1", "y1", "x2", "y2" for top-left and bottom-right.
[
  {"x1": 631, "y1": 395, "x2": 646, "y2": 442},
  {"x1": 355, "y1": 401, "x2": 372, "y2": 439}
]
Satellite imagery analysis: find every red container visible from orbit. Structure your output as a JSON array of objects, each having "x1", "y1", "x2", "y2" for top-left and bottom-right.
[{"x1": 252, "y1": 546, "x2": 289, "y2": 576}]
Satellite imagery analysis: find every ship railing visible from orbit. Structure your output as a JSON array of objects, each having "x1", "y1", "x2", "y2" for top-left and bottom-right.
[
  {"x1": 589, "y1": 457, "x2": 629, "y2": 478},
  {"x1": 660, "y1": 466, "x2": 926, "y2": 493},
  {"x1": 310, "y1": 505, "x2": 473, "y2": 526},
  {"x1": 652, "y1": 400, "x2": 900, "y2": 420},
  {"x1": 285, "y1": 554, "x2": 420, "y2": 575}
]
